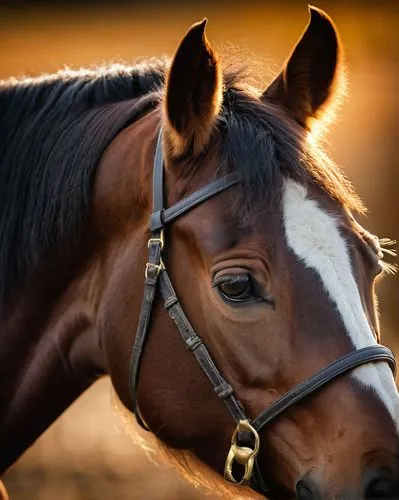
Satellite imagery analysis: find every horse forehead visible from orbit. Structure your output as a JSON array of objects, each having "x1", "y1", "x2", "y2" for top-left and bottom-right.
[
  {"x1": 281, "y1": 178, "x2": 367, "y2": 339},
  {"x1": 175, "y1": 190, "x2": 283, "y2": 258}
]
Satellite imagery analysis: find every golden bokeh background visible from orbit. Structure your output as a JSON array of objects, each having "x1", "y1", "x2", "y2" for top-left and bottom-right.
[{"x1": 1, "y1": 1, "x2": 398, "y2": 499}]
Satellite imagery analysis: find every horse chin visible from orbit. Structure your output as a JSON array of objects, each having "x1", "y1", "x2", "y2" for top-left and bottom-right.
[{"x1": 111, "y1": 389, "x2": 262, "y2": 499}]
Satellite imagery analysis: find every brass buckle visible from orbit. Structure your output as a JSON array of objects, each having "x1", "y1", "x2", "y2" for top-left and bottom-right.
[
  {"x1": 145, "y1": 230, "x2": 165, "y2": 278},
  {"x1": 147, "y1": 229, "x2": 164, "y2": 250},
  {"x1": 224, "y1": 420, "x2": 260, "y2": 486},
  {"x1": 144, "y1": 260, "x2": 164, "y2": 278}
]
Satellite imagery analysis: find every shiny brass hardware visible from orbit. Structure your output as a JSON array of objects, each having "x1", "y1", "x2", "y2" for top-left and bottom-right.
[
  {"x1": 144, "y1": 260, "x2": 164, "y2": 278},
  {"x1": 224, "y1": 420, "x2": 260, "y2": 486},
  {"x1": 147, "y1": 229, "x2": 164, "y2": 250},
  {"x1": 145, "y1": 230, "x2": 165, "y2": 278}
]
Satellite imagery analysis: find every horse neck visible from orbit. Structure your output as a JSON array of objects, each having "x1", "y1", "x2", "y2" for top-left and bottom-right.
[
  {"x1": 0, "y1": 109, "x2": 159, "y2": 473},
  {"x1": 0, "y1": 249, "x2": 101, "y2": 472}
]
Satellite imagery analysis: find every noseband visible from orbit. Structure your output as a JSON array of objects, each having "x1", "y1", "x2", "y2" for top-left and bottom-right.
[{"x1": 129, "y1": 129, "x2": 397, "y2": 496}]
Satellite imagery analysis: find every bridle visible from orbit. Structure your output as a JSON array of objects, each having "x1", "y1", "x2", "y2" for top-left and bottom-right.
[{"x1": 129, "y1": 129, "x2": 397, "y2": 496}]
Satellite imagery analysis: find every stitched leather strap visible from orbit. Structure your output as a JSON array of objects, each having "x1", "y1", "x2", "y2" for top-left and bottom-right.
[
  {"x1": 129, "y1": 236, "x2": 162, "y2": 431},
  {"x1": 150, "y1": 174, "x2": 239, "y2": 232},
  {"x1": 153, "y1": 128, "x2": 164, "y2": 213},
  {"x1": 251, "y1": 345, "x2": 396, "y2": 433},
  {"x1": 159, "y1": 269, "x2": 247, "y2": 424},
  {"x1": 150, "y1": 128, "x2": 239, "y2": 232}
]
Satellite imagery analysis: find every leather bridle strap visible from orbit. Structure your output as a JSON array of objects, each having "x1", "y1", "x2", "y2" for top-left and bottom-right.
[
  {"x1": 252, "y1": 345, "x2": 396, "y2": 433},
  {"x1": 150, "y1": 174, "x2": 239, "y2": 232},
  {"x1": 129, "y1": 127, "x2": 397, "y2": 496},
  {"x1": 129, "y1": 129, "x2": 241, "y2": 429},
  {"x1": 159, "y1": 269, "x2": 248, "y2": 423},
  {"x1": 129, "y1": 233, "x2": 163, "y2": 431},
  {"x1": 150, "y1": 125, "x2": 239, "y2": 232},
  {"x1": 247, "y1": 345, "x2": 396, "y2": 494}
]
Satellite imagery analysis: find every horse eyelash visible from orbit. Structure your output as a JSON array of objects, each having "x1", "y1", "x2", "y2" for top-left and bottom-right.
[{"x1": 212, "y1": 275, "x2": 248, "y2": 287}]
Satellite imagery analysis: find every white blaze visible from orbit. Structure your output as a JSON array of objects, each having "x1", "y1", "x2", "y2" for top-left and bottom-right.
[{"x1": 282, "y1": 179, "x2": 399, "y2": 430}]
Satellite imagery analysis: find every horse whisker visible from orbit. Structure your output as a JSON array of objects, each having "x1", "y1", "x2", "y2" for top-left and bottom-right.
[
  {"x1": 381, "y1": 248, "x2": 397, "y2": 257},
  {"x1": 381, "y1": 261, "x2": 398, "y2": 275}
]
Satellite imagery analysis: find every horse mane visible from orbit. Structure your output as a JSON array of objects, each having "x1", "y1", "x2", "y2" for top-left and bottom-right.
[
  {"x1": 0, "y1": 59, "x2": 166, "y2": 307},
  {"x1": 0, "y1": 56, "x2": 364, "y2": 308},
  {"x1": 217, "y1": 70, "x2": 364, "y2": 220}
]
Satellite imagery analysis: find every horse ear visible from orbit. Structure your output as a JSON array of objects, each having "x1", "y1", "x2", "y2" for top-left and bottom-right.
[
  {"x1": 164, "y1": 19, "x2": 223, "y2": 156},
  {"x1": 262, "y1": 6, "x2": 343, "y2": 129}
]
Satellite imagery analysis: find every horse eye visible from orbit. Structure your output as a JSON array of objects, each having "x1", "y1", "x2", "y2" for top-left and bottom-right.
[{"x1": 213, "y1": 275, "x2": 255, "y2": 303}]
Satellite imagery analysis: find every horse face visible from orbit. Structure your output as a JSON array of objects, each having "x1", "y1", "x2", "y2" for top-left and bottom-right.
[
  {"x1": 165, "y1": 171, "x2": 399, "y2": 497},
  {"x1": 100, "y1": 8, "x2": 398, "y2": 498}
]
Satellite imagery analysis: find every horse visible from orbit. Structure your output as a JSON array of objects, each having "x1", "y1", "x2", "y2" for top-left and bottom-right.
[{"x1": 0, "y1": 6, "x2": 398, "y2": 499}]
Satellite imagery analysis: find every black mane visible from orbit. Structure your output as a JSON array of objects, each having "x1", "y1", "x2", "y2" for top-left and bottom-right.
[
  {"x1": 0, "y1": 60, "x2": 166, "y2": 305},
  {"x1": 0, "y1": 58, "x2": 362, "y2": 308},
  {"x1": 217, "y1": 81, "x2": 363, "y2": 219}
]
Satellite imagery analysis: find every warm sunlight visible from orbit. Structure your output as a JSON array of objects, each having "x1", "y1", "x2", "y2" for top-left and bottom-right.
[{"x1": 1, "y1": 2, "x2": 397, "y2": 499}]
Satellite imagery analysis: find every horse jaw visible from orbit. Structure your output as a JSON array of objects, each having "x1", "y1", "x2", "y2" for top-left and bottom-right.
[{"x1": 110, "y1": 387, "x2": 262, "y2": 500}]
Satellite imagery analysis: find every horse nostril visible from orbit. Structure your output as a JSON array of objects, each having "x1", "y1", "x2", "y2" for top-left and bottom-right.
[
  {"x1": 364, "y1": 476, "x2": 399, "y2": 499},
  {"x1": 296, "y1": 480, "x2": 315, "y2": 500}
]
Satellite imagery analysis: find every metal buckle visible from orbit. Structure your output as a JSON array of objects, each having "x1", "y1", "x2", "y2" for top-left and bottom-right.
[
  {"x1": 224, "y1": 420, "x2": 260, "y2": 486},
  {"x1": 144, "y1": 260, "x2": 164, "y2": 278},
  {"x1": 147, "y1": 229, "x2": 164, "y2": 250}
]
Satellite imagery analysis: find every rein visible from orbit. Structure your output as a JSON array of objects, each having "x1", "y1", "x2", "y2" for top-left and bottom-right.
[{"x1": 129, "y1": 129, "x2": 397, "y2": 496}]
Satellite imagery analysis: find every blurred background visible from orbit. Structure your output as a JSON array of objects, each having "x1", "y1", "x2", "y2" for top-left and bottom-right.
[{"x1": 1, "y1": 0, "x2": 398, "y2": 499}]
